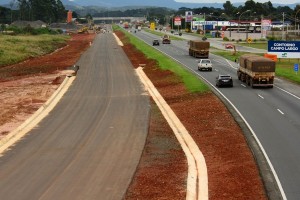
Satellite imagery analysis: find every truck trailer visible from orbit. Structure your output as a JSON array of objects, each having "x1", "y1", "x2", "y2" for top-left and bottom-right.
[
  {"x1": 237, "y1": 54, "x2": 276, "y2": 88},
  {"x1": 162, "y1": 35, "x2": 171, "y2": 44},
  {"x1": 189, "y1": 40, "x2": 210, "y2": 58}
]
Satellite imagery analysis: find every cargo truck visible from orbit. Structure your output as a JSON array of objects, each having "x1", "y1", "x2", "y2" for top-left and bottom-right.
[
  {"x1": 237, "y1": 54, "x2": 276, "y2": 88},
  {"x1": 162, "y1": 35, "x2": 171, "y2": 44},
  {"x1": 189, "y1": 40, "x2": 210, "y2": 58}
]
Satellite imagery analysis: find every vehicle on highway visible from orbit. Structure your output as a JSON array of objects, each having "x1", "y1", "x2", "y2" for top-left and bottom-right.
[
  {"x1": 152, "y1": 39, "x2": 160, "y2": 46},
  {"x1": 189, "y1": 40, "x2": 210, "y2": 58},
  {"x1": 225, "y1": 44, "x2": 234, "y2": 49},
  {"x1": 198, "y1": 59, "x2": 212, "y2": 71},
  {"x1": 216, "y1": 75, "x2": 233, "y2": 87},
  {"x1": 162, "y1": 35, "x2": 171, "y2": 44},
  {"x1": 237, "y1": 54, "x2": 275, "y2": 88}
]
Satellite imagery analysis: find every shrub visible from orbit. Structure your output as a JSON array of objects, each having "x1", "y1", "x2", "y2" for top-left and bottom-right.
[
  {"x1": 215, "y1": 31, "x2": 221, "y2": 38},
  {"x1": 196, "y1": 29, "x2": 202, "y2": 34},
  {"x1": 223, "y1": 36, "x2": 229, "y2": 41}
]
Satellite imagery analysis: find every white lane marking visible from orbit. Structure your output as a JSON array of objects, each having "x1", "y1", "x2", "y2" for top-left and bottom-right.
[
  {"x1": 275, "y1": 85, "x2": 300, "y2": 101},
  {"x1": 258, "y1": 94, "x2": 264, "y2": 99},
  {"x1": 214, "y1": 69, "x2": 219, "y2": 72},
  {"x1": 226, "y1": 59, "x2": 238, "y2": 69},
  {"x1": 241, "y1": 84, "x2": 246, "y2": 87},
  {"x1": 277, "y1": 109, "x2": 285, "y2": 115}
]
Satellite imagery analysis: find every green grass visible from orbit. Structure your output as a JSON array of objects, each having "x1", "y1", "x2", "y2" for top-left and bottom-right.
[
  {"x1": 237, "y1": 42, "x2": 268, "y2": 50},
  {"x1": 114, "y1": 25, "x2": 209, "y2": 93},
  {"x1": 0, "y1": 34, "x2": 69, "y2": 67},
  {"x1": 275, "y1": 59, "x2": 300, "y2": 84}
]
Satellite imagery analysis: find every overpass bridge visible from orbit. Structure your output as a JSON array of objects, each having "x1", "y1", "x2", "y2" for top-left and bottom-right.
[{"x1": 93, "y1": 17, "x2": 146, "y2": 24}]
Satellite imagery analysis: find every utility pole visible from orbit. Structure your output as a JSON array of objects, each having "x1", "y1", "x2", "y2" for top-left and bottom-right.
[
  {"x1": 282, "y1": 12, "x2": 285, "y2": 40},
  {"x1": 203, "y1": 13, "x2": 206, "y2": 36}
]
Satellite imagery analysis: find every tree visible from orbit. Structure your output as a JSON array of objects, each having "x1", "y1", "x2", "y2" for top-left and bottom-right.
[
  {"x1": 9, "y1": 0, "x2": 16, "y2": 23},
  {"x1": 16, "y1": 0, "x2": 66, "y2": 23},
  {"x1": 223, "y1": 1, "x2": 235, "y2": 16}
]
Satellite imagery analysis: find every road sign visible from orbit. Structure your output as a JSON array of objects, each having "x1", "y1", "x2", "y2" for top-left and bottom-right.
[
  {"x1": 268, "y1": 41, "x2": 300, "y2": 58},
  {"x1": 247, "y1": 38, "x2": 252, "y2": 44},
  {"x1": 295, "y1": 64, "x2": 299, "y2": 73}
]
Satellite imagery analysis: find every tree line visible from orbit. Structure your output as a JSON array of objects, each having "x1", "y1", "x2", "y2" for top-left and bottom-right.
[
  {"x1": 1, "y1": 0, "x2": 299, "y2": 25},
  {"x1": 176, "y1": 1, "x2": 300, "y2": 24},
  {"x1": 0, "y1": 0, "x2": 66, "y2": 24}
]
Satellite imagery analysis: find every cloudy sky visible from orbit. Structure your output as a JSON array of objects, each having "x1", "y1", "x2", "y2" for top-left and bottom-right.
[{"x1": 175, "y1": 0, "x2": 299, "y2": 3}]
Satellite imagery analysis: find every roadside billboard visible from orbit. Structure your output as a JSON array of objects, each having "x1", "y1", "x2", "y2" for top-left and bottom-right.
[
  {"x1": 174, "y1": 17, "x2": 181, "y2": 26},
  {"x1": 268, "y1": 41, "x2": 300, "y2": 58},
  {"x1": 185, "y1": 11, "x2": 193, "y2": 22},
  {"x1": 261, "y1": 19, "x2": 272, "y2": 38}
]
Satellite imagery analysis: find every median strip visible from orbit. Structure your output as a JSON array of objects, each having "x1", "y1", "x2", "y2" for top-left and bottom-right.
[{"x1": 136, "y1": 67, "x2": 208, "y2": 200}]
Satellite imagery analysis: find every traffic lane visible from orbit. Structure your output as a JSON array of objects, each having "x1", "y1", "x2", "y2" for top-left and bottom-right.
[
  {"x1": 135, "y1": 30, "x2": 300, "y2": 198},
  {"x1": 227, "y1": 88, "x2": 300, "y2": 200},
  {"x1": 254, "y1": 87, "x2": 300, "y2": 128},
  {"x1": 0, "y1": 33, "x2": 150, "y2": 200}
]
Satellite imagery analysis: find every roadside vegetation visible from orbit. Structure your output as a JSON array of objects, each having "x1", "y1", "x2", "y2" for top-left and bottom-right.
[
  {"x1": 114, "y1": 25, "x2": 209, "y2": 93},
  {"x1": 0, "y1": 34, "x2": 69, "y2": 67},
  {"x1": 237, "y1": 42, "x2": 267, "y2": 50}
]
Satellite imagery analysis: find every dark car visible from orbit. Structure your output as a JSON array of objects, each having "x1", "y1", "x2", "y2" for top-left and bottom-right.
[
  {"x1": 152, "y1": 39, "x2": 160, "y2": 46},
  {"x1": 216, "y1": 75, "x2": 233, "y2": 87}
]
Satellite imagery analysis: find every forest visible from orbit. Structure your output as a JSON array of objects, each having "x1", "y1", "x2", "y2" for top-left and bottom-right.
[{"x1": 0, "y1": 0, "x2": 299, "y2": 26}]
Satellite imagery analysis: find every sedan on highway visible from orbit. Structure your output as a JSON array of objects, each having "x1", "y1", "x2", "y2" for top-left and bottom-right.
[
  {"x1": 152, "y1": 39, "x2": 160, "y2": 46},
  {"x1": 216, "y1": 75, "x2": 233, "y2": 87}
]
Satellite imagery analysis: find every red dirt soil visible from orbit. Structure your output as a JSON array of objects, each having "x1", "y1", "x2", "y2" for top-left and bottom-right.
[
  {"x1": 0, "y1": 31, "x2": 267, "y2": 199},
  {"x1": 0, "y1": 33, "x2": 95, "y2": 136}
]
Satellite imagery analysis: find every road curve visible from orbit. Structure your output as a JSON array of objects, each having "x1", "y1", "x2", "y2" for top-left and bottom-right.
[{"x1": 0, "y1": 33, "x2": 150, "y2": 200}]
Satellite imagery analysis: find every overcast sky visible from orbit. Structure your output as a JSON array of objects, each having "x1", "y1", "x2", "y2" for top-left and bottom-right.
[{"x1": 175, "y1": 0, "x2": 299, "y2": 3}]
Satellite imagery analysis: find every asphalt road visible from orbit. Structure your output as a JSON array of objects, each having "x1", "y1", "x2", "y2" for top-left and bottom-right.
[
  {"x1": 133, "y1": 29, "x2": 300, "y2": 200},
  {"x1": 0, "y1": 33, "x2": 150, "y2": 199}
]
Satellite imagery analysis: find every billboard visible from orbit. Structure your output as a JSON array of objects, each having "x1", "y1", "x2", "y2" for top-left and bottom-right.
[
  {"x1": 174, "y1": 17, "x2": 181, "y2": 26},
  {"x1": 185, "y1": 11, "x2": 193, "y2": 22},
  {"x1": 261, "y1": 19, "x2": 271, "y2": 38},
  {"x1": 268, "y1": 41, "x2": 300, "y2": 58}
]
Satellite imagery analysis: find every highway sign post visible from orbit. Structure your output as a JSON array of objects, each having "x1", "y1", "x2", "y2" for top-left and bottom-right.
[
  {"x1": 295, "y1": 64, "x2": 299, "y2": 75},
  {"x1": 268, "y1": 41, "x2": 300, "y2": 58}
]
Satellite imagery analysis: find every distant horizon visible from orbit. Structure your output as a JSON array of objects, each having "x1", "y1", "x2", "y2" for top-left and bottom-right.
[{"x1": 175, "y1": 0, "x2": 299, "y2": 3}]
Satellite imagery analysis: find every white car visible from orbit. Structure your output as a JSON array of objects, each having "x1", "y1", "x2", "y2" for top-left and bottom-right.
[{"x1": 198, "y1": 59, "x2": 212, "y2": 71}]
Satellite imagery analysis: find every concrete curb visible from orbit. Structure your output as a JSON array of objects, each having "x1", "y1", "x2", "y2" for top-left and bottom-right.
[
  {"x1": 0, "y1": 76, "x2": 75, "y2": 155},
  {"x1": 136, "y1": 67, "x2": 208, "y2": 200}
]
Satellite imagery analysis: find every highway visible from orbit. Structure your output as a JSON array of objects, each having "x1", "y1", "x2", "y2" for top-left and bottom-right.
[
  {"x1": 0, "y1": 33, "x2": 150, "y2": 199},
  {"x1": 132, "y1": 29, "x2": 300, "y2": 200}
]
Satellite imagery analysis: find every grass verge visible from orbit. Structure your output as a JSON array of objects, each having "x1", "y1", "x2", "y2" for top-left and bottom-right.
[
  {"x1": 237, "y1": 42, "x2": 268, "y2": 50},
  {"x1": 0, "y1": 34, "x2": 69, "y2": 67},
  {"x1": 114, "y1": 25, "x2": 209, "y2": 93}
]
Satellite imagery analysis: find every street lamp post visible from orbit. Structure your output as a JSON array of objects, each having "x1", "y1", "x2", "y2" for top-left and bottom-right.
[
  {"x1": 238, "y1": 10, "x2": 251, "y2": 39},
  {"x1": 238, "y1": 10, "x2": 251, "y2": 37},
  {"x1": 295, "y1": 9, "x2": 300, "y2": 35}
]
